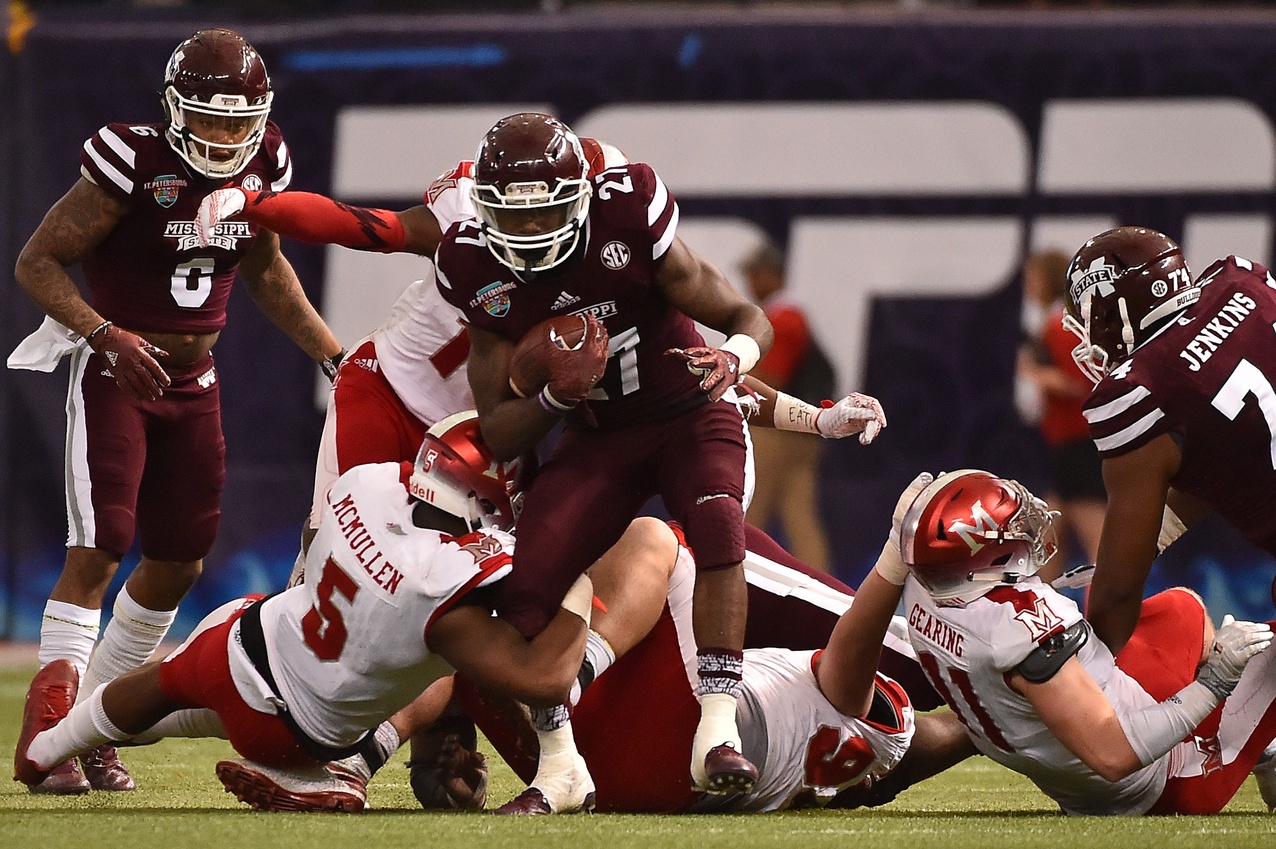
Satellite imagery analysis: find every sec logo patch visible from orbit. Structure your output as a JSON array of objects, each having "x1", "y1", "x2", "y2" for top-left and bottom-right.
[{"x1": 601, "y1": 241, "x2": 631, "y2": 270}]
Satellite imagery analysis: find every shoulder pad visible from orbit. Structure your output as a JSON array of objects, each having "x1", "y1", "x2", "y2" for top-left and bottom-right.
[{"x1": 1015, "y1": 620, "x2": 1089, "y2": 683}]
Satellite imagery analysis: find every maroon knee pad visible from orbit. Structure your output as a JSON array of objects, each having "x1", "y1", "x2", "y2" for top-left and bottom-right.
[{"x1": 680, "y1": 493, "x2": 746, "y2": 572}]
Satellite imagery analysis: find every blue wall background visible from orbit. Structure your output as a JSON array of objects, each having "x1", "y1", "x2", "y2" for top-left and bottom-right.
[{"x1": 3, "y1": 7, "x2": 1276, "y2": 638}]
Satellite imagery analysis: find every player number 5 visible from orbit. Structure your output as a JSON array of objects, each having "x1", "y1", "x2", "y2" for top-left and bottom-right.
[{"x1": 300, "y1": 558, "x2": 359, "y2": 661}]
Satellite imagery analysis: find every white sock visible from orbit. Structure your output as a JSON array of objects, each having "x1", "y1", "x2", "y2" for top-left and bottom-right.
[
  {"x1": 27, "y1": 684, "x2": 122, "y2": 770},
  {"x1": 39, "y1": 600, "x2": 100, "y2": 678},
  {"x1": 535, "y1": 721, "x2": 582, "y2": 780},
  {"x1": 690, "y1": 692, "x2": 742, "y2": 787},
  {"x1": 130, "y1": 709, "x2": 226, "y2": 745},
  {"x1": 79, "y1": 587, "x2": 175, "y2": 704}
]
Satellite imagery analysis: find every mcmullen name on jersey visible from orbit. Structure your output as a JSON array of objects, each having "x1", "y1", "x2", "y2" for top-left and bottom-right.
[
  {"x1": 329, "y1": 491, "x2": 404, "y2": 595},
  {"x1": 907, "y1": 604, "x2": 965, "y2": 657},
  {"x1": 164, "y1": 220, "x2": 252, "y2": 252},
  {"x1": 1177, "y1": 290, "x2": 1257, "y2": 372}
]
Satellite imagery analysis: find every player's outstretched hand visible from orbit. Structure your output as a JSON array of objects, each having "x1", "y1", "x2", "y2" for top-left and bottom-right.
[
  {"x1": 89, "y1": 325, "x2": 170, "y2": 401},
  {"x1": 667, "y1": 346, "x2": 740, "y2": 401},
  {"x1": 1197, "y1": 614, "x2": 1274, "y2": 699},
  {"x1": 816, "y1": 393, "x2": 887, "y2": 444},
  {"x1": 196, "y1": 187, "x2": 247, "y2": 248}
]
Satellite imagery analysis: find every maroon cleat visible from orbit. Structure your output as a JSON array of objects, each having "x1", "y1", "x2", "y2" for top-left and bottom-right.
[
  {"x1": 81, "y1": 744, "x2": 136, "y2": 791},
  {"x1": 14, "y1": 660, "x2": 81, "y2": 791},
  {"x1": 29, "y1": 760, "x2": 90, "y2": 795},
  {"x1": 702, "y1": 744, "x2": 759, "y2": 796},
  {"x1": 492, "y1": 787, "x2": 554, "y2": 815}
]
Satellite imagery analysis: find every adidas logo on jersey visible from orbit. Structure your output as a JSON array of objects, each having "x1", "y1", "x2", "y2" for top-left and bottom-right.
[
  {"x1": 551, "y1": 291, "x2": 581, "y2": 311},
  {"x1": 351, "y1": 357, "x2": 379, "y2": 373}
]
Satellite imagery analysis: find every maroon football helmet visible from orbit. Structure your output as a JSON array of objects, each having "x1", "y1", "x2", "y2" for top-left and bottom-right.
[
  {"x1": 898, "y1": 470, "x2": 1058, "y2": 603},
  {"x1": 162, "y1": 28, "x2": 273, "y2": 179},
  {"x1": 1063, "y1": 226, "x2": 1198, "y2": 383},
  {"x1": 470, "y1": 112, "x2": 592, "y2": 274},
  {"x1": 408, "y1": 411, "x2": 531, "y2": 532}
]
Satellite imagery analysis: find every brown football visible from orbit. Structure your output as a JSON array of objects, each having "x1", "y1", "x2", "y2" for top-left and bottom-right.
[{"x1": 508, "y1": 314, "x2": 591, "y2": 398}]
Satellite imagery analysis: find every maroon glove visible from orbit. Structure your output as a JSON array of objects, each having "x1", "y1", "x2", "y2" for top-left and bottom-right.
[
  {"x1": 668, "y1": 345, "x2": 741, "y2": 402},
  {"x1": 407, "y1": 711, "x2": 490, "y2": 811},
  {"x1": 539, "y1": 314, "x2": 610, "y2": 412},
  {"x1": 87, "y1": 323, "x2": 170, "y2": 401}
]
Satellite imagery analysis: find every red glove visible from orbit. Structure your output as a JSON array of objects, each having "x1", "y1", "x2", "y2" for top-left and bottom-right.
[
  {"x1": 87, "y1": 323, "x2": 170, "y2": 401},
  {"x1": 539, "y1": 314, "x2": 609, "y2": 412},
  {"x1": 667, "y1": 345, "x2": 741, "y2": 402}
]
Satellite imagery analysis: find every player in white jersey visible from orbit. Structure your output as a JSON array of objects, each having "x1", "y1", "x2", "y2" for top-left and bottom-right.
[
  {"x1": 888, "y1": 469, "x2": 1276, "y2": 815},
  {"x1": 14, "y1": 412, "x2": 595, "y2": 811}
]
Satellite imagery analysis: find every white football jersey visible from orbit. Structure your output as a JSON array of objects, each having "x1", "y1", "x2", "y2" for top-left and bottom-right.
[
  {"x1": 665, "y1": 540, "x2": 915, "y2": 813},
  {"x1": 902, "y1": 577, "x2": 1168, "y2": 815},
  {"x1": 260, "y1": 462, "x2": 513, "y2": 748},
  {"x1": 734, "y1": 649, "x2": 914, "y2": 812}
]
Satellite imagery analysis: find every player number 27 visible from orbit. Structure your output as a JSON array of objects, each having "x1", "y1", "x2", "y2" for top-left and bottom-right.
[
  {"x1": 300, "y1": 558, "x2": 359, "y2": 661},
  {"x1": 1211, "y1": 349, "x2": 1276, "y2": 468}
]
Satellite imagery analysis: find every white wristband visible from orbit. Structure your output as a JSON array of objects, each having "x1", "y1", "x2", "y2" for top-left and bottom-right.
[
  {"x1": 1116, "y1": 680, "x2": 1218, "y2": 767},
  {"x1": 772, "y1": 391, "x2": 821, "y2": 433},
  {"x1": 720, "y1": 334, "x2": 760, "y2": 375},
  {"x1": 560, "y1": 573, "x2": 594, "y2": 627},
  {"x1": 872, "y1": 542, "x2": 911, "y2": 586},
  {"x1": 1157, "y1": 504, "x2": 1187, "y2": 554}
]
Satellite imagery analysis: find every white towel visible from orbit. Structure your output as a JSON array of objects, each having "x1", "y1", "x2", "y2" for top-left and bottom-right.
[{"x1": 7, "y1": 315, "x2": 83, "y2": 372}]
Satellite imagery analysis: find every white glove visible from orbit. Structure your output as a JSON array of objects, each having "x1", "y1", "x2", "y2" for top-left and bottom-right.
[
  {"x1": 1050, "y1": 563, "x2": 1096, "y2": 590},
  {"x1": 1196, "y1": 614, "x2": 1273, "y2": 699},
  {"x1": 891, "y1": 472, "x2": 935, "y2": 549},
  {"x1": 816, "y1": 393, "x2": 887, "y2": 445},
  {"x1": 196, "y1": 187, "x2": 247, "y2": 248}
]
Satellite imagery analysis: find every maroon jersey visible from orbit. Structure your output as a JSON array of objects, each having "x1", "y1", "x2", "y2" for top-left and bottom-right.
[
  {"x1": 78, "y1": 121, "x2": 292, "y2": 334},
  {"x1": 434, "y1": 162, "x2": 706, "y2": 429},
  {"x1": 1082, "y1": 256, "x2": 1276, "y2": 554}
]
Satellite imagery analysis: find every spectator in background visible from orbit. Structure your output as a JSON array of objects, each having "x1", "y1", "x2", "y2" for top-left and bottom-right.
[
  {"x1": 740, "y1": 241, "x2": 838, "y2": 573},
  {"x1": 1014, "y1": 249, "x2": 1105, "y2": 578}
]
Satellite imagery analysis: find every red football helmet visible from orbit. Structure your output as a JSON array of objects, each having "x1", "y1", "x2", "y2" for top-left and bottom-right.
[
  {"x1": 470, "y1": 112, "x2": 592, "y2": 275},
  {"x1": 408, "y1": 411, "x2": 531, "y2": 532},
  {"x1": 898, "y1": 470, "x2": 1058, "y2": 602},
  {"x1": 162, "y1": 28, "x2": 273, "y2": 179},
  {"x1": 1063, "y1": 226, "x2": 1198, "y2": 383}
]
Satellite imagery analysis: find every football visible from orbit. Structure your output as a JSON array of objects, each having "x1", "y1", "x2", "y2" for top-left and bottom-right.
[{"x1": 508, "y1": 314, "x2": 592, "y2": 398}]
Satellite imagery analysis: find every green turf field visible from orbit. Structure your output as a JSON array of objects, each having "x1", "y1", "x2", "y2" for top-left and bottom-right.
[{"x1": 2, "y1": 665, "x2": 1275, "y2": 847}]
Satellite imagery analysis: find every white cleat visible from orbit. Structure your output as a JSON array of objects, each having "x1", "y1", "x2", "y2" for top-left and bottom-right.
[{"x1": 215, "y1": 758, "x2": 367, "y2": 813}]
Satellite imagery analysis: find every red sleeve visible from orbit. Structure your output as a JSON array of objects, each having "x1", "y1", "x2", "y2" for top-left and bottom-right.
[
  {"x1": 239, "y1": 190, "x2": 407, "y2": 253},
  {"x1": 756, "y1": 304, "x2": 810, "y2": 387}
]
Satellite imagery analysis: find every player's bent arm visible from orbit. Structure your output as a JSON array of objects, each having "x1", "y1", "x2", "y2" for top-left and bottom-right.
[
  {"x1": 1088, "y1": 434, "x2": 1181, "y2": 653},
  {"x1": 815, "y1": 569, "x2": 902, "y2": 718},
  {"x1": 14, "y1": 177, "x2": 127, "y2": 338},
  {"x1": 1011, "y1": 658, "x2": 1144, "y2": 782},
  {"x1": 238, "y1": 230, "x2": 344, "y2": 363},
  {"x1": 428, "y1": 603, "x2": 588, "y2": 708},
  {"x1": 1161, "y1": 487, "x2": 1212, "y2": 552},
  {"x1": 466, "y1": 323, "x2": 559, "y2": 461},
  {"x1": 655, "y1": 237, "x2": 773, "y2": 357}
]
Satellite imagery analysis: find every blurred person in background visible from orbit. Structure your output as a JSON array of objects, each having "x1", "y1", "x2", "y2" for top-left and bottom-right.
[
  {"x1": 1014, "y1": 248, "x2": 1105, "y2": 579},
  {"x1": 739, "y1": 241, "x2": 847, "y2": 573},
  {"x1": 8, "y1": 28, "x2": 343, "y2": 794}
]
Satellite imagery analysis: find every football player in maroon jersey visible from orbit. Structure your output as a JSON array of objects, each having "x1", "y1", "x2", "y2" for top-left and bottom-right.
[
  {"x1": 9, "y1": 28, "x2": 343, "y2": 794},
  {"x1": 428, "y1": 112, "x2": 775, "y2": 812},
  {"x1": 1064, "y1": 226, "x2": 1276, "y2": 652}
]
